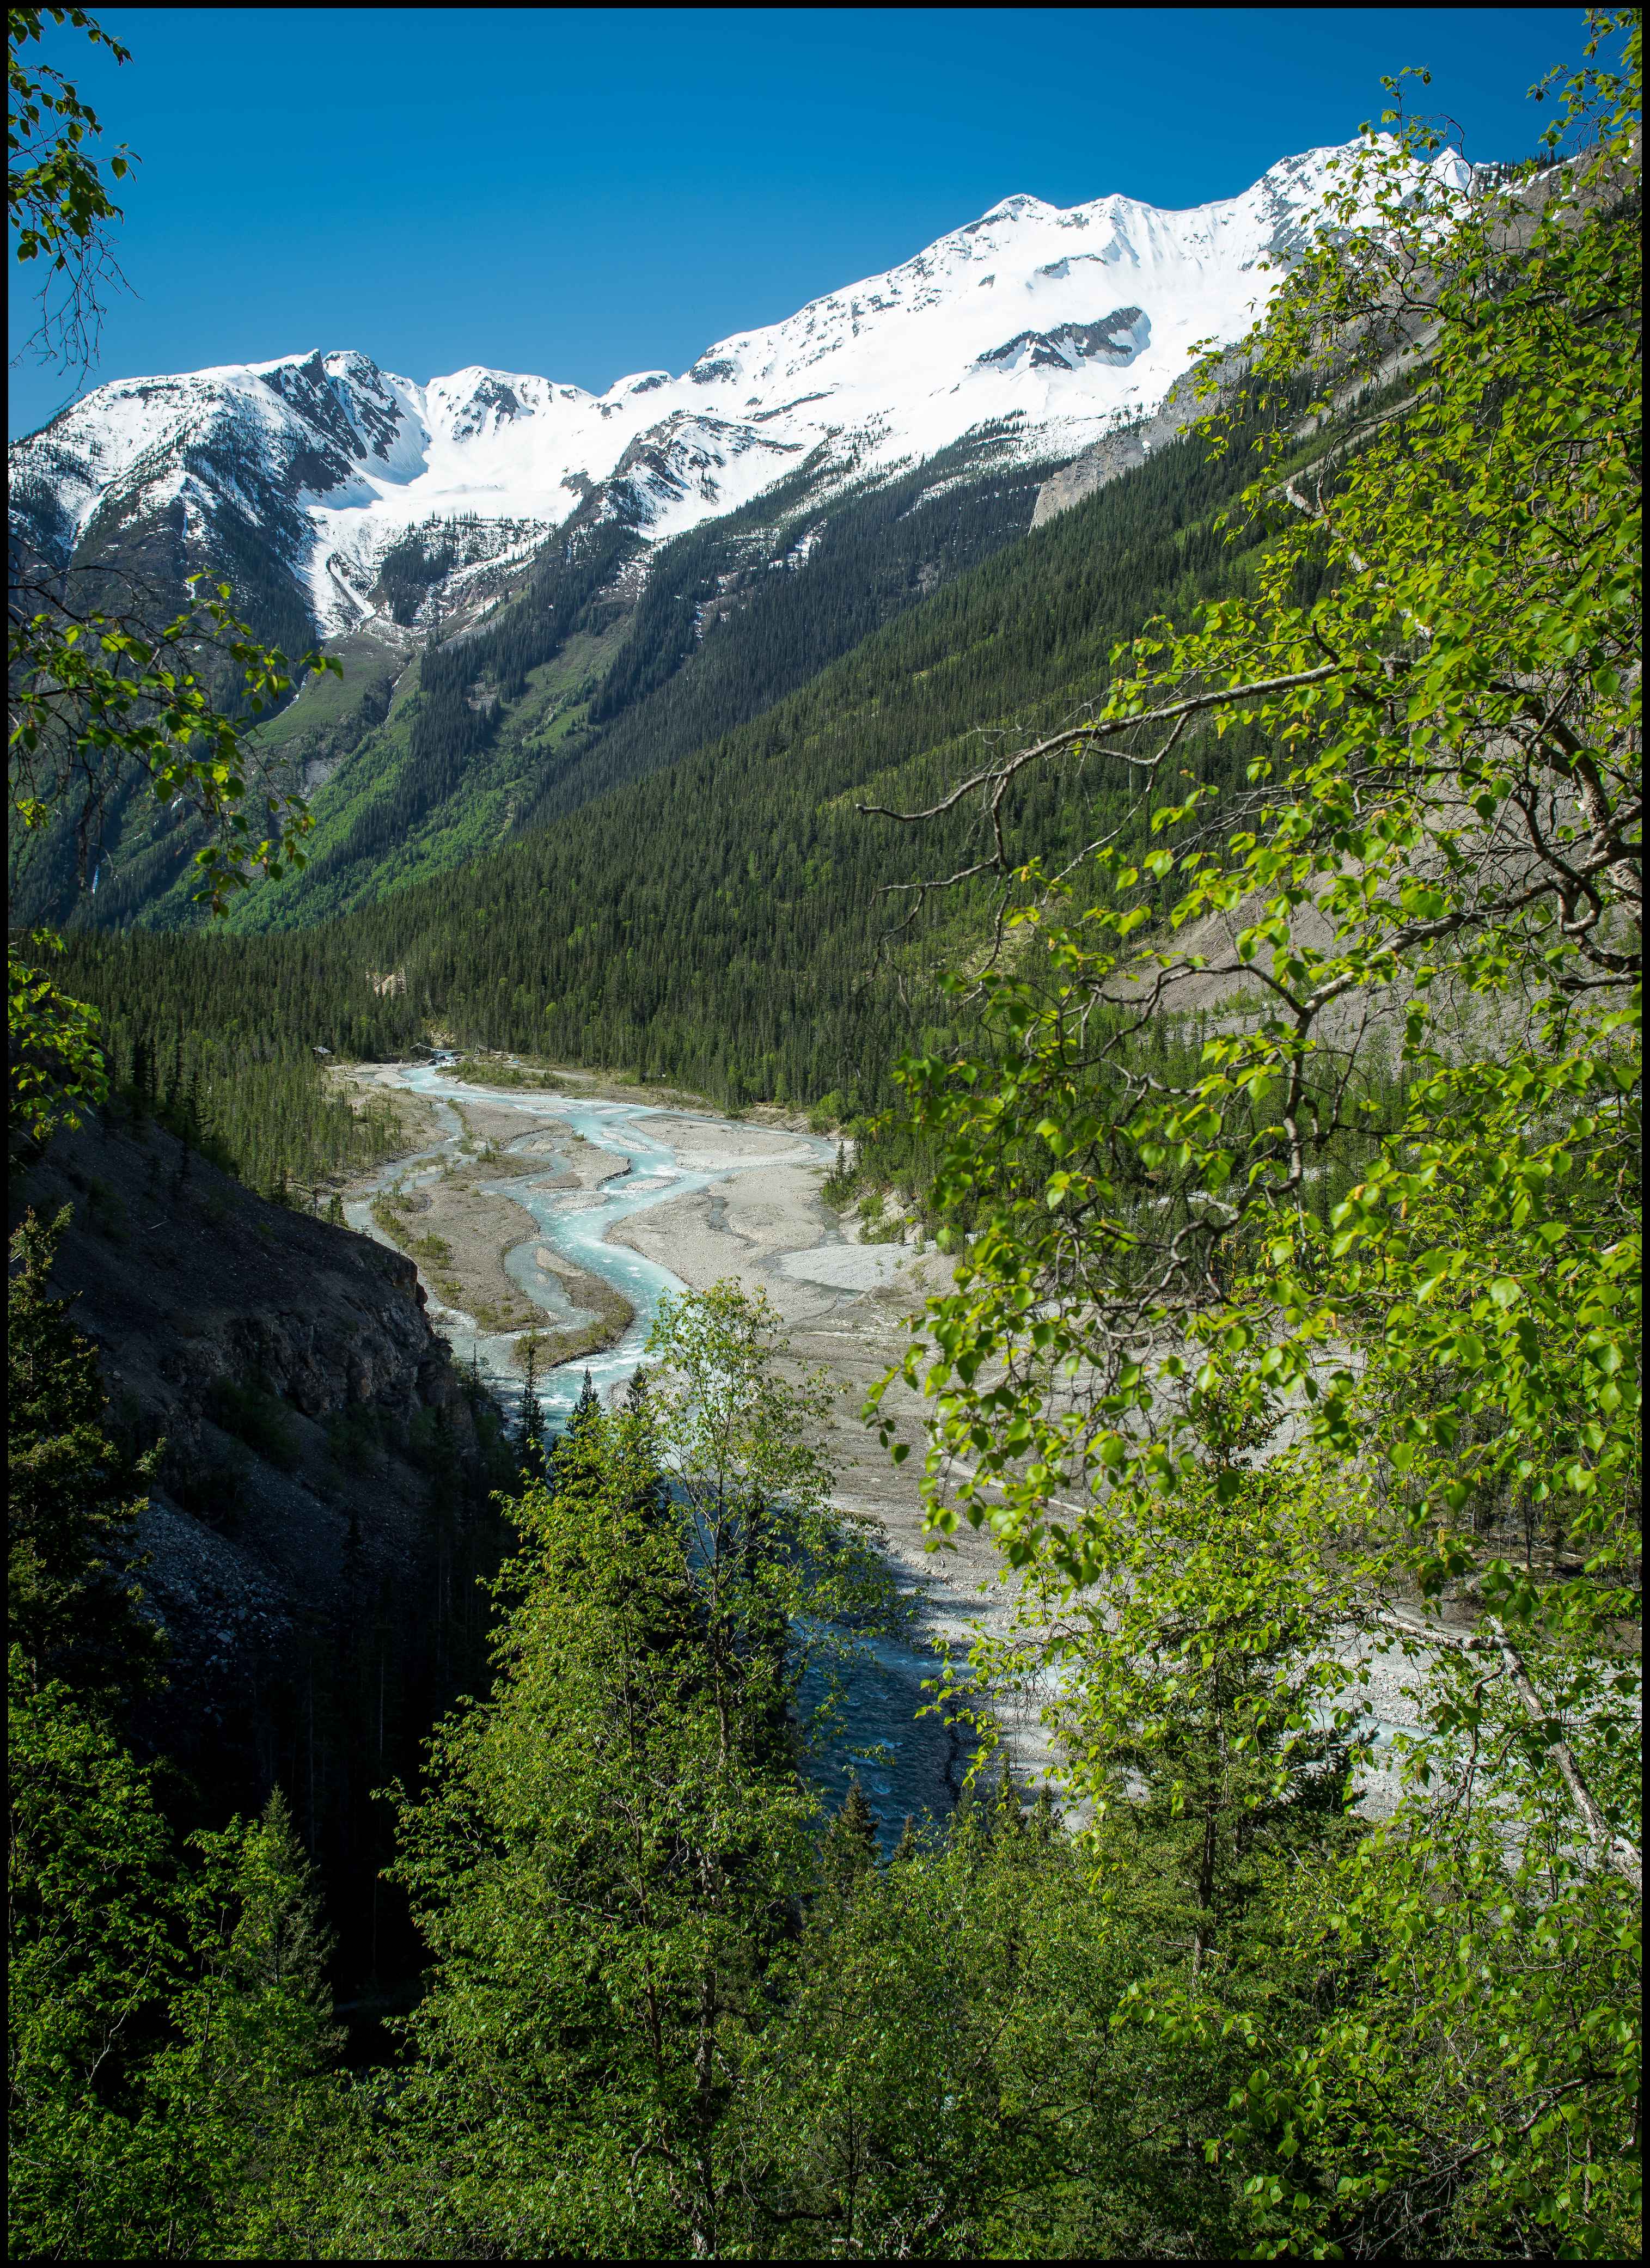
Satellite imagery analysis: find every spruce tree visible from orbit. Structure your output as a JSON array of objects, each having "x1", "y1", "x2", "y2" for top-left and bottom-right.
[
  {"x1": 8, "y1": 1677, "x2": 345, "y2": 2258},
  {"x1": 517, "y1": 1335, "x2": 547, "y2": 1483},
  {"x1": 8, "y1": 1208, "x2": 164, "y2": 1699},
  {"x1": 1028, "y1": 1786, "x2": 1060, "y2": 1847},
  {"x1": 992, "y1": 1769, "x2": 1025, "y2": 1843},
  {"x1": 129, "y1": 1031, "x2": 150, "y2": 1129},
  {"x1": 644, "y1": 1283, "x2": 906, "y2": 1772},
  {"x1": 618, "y1": 1365, "x2": 670, "y2": 1528},
  {"x1": 820, "y1": 1774, "x2": 881, "y2": 1890},
  {"x1": 172, "y1": 1784, "x2": 343, "y2": 2126}
]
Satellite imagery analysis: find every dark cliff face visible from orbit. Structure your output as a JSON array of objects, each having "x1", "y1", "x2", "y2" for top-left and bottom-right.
[{"x1": 11, "y1": 1109, "x2": 513, "y2": 2006}]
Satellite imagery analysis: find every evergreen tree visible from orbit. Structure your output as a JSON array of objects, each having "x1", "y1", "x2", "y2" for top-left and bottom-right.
[
  {"x1": 128, "y1": 1031, "x2": 150, "y2": 1128},
  {"x1": 644, "y1": 1282, "x2": 906, "y2": 1770},
  {"x1": 617, "y1": 1364, "x2": 671, "y2": 1530},
  {"x1": 990, "y1": 1768, "x2": 1025, "y2": 1844},
  {"x1": 516, "y1": 1334, "x2": 547, "y2": 1483},
  {"x1": 819, "y1": 1774, "x2": 880, "y2": 1891},
  {"x1": 735, "y1": 1777, "x2": 1259, "y2": 2257},
  {"x1": 1028, "y1": 1786, "x2": 1060, "y2": 1847},
  {"x1": 8, "y1": 1673, "x2": 346, "y2": 2259},
  {"x1": 8, "y1": 1207, "x2": 164, "y2": 1700},
  {"x1": 381, "y1": 1409, "x2": 817, "y2": 2255}
]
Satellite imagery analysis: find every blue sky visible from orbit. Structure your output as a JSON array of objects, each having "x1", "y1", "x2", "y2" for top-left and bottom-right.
[{"x1": 9, "y1": 7, "x2": 1599, "y2": 437}]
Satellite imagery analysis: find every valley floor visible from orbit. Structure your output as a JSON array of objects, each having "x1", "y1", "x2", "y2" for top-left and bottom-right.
[
  {"x1": 333, "y1": 1058, "x2": 1437, "y2": 1819},
  {"x1": 334, "y1": 1057, "x2": 1047, "y2": 1820}
]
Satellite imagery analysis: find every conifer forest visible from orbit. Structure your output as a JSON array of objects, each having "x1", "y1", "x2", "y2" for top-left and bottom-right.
[{"x1": 7, "y1": 8, "x2": 1642, "y2": 2257}]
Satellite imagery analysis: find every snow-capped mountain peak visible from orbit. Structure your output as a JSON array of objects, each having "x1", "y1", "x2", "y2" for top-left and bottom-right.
[{"x1": 9, "y1": 139, "x2": 1466, "y2": 638}]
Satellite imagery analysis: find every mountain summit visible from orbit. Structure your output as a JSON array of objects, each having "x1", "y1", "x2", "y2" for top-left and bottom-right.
[{"x1": 10, "y1": 144, "x2": 1388, "y2": 642}]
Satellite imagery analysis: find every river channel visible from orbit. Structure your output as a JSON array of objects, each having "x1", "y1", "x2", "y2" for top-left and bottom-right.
[
  {"x1": 341, "y1": 1062, "x2": 1450, "y2": 1827},
  {"x1": 345, "y1": 1060, "x2": 971, "y2": 1832},
  {"x1": 347, "y1": 1060, "x2": 838, "y2": 1424}
]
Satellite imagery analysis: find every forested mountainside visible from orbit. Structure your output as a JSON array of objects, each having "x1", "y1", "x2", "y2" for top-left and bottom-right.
[
  {"x1": 10, "y1": 138, "x2": 1406, "y2": 936},
  {"x1": 15, "y1": 430, "x2": 1059, "y2": 931},
  {"x1": 11, "y1": 7, "x2": 1639, "y2": 2249},
  {"x1": 55, "y1": 374, "x2": 1309, "y2": 1132},
  {"x1": 247, "y1": 429, "x2": 1060, "y2": 928}
]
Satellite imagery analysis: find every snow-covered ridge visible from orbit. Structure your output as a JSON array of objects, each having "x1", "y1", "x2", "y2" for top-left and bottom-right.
[{"x1": 9, "y1": 141, "x2": 1472, "y2": 635}]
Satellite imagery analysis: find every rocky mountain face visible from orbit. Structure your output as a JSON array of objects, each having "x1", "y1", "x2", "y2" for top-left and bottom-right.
[
  {"x1": 12, "y1": 1110, "x2": 508, "y2": 1967},
  {"x1": 8, "y1": 145, "x2": 1366, "y2": 653},
  {"x1": 9, "y1": 141, "x2": 1480, "y2": 935}
]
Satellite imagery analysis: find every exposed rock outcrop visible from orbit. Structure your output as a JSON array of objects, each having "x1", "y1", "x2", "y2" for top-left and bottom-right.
[
  {"x1": 1030, "y1": 356, "x2": 1241, "y2": 528},
  {"x1": 11, "y1": 1111, "x2": 496, "y2": 1810}
]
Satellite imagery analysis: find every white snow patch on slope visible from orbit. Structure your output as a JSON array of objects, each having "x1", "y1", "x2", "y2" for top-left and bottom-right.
[{"x1": 11, "y1": 142, "x2": 1475, "y2": 632}]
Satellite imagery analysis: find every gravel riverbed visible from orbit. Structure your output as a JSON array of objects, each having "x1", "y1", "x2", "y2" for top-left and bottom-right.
[{"x1": 338, "y1": 1059, "x2": 1031, "y2": 1833}]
